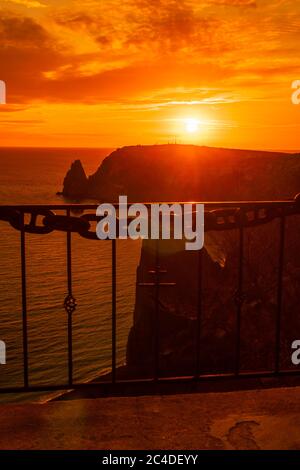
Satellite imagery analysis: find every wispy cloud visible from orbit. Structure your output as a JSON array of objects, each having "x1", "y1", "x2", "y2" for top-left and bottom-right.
[
  {"x1": 2, "y1": 0, "x2": 46, "y2": 8},
  {"x1": 206, "y1": 0, "x2": 256, "y2": 6}
]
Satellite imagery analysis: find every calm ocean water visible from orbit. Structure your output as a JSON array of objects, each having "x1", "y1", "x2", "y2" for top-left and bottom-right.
[{"x1": 0, "y1": 148, "x2": 141, "y2": 402}]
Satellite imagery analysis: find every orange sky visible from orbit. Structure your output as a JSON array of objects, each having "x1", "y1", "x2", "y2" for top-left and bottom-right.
[{"x1": 0, "y1": 0, "x2": 299, "y2": 149}]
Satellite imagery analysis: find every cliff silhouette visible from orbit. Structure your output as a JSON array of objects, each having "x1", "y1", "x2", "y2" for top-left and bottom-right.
[{"x1": 62, "y1": 144, "x2": 300, "y2": 201}]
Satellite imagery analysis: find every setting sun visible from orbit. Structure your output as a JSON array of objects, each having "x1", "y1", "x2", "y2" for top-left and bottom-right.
[{"x1": 185, "y1": 118, "x2": 199, "y2": 134}]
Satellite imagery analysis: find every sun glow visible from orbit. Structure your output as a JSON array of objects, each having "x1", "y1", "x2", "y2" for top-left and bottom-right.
[{"x1": 185, "y1": 118, "x2": 199, "y2": 134}]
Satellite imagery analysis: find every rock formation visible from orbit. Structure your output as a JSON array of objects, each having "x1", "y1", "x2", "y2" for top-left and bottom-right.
[
  {"x1": 62, "y1": 159, "x2": 88, "y2": 199},
  {"x1": 62, "y1": 144, "x2": 300, "y2": 202}
]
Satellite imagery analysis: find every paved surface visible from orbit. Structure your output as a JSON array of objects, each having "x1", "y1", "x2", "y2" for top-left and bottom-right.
[{"x1": 1, "y1": 387, "x2": 300, "y2": 449}]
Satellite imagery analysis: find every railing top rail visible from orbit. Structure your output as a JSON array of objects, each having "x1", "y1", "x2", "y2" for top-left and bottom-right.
[
  {"x1": 0, "y1": 197, "x2": 299, "y2": 210},
  {"x1": 0, "y1": 195, "x2": 299, "y2": 235}
]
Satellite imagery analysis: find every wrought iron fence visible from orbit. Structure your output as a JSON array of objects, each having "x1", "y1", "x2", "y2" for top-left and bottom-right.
[{"x1": 0, "y1": 195, "x2": 300, "y2": 394}]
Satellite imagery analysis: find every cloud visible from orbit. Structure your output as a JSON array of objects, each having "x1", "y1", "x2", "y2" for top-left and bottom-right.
[
  {"x1": 0, "y1": 15, "x2": 49, "y2": 44},
  {"x1": 206, "y1": 0, "x2": 256, "y2": 6},
  {"x1": 118, "y1": 87, "x2": 242, "y2": 110},
  {"x1": 0, "y1": 105, "x2": 29, "y2": 112},
  {"x1": 0, "y1": 0, "x2": 299, "y2": 106},
  {"x1": 2, "y1": 0, "x2": 46, "y2": 8},
  {"x1": 0, "y1": 119, "x2": 43, "y2": 124},
  {"x1": 0, "y1": 13, "x2": 64, "y2": 103}
]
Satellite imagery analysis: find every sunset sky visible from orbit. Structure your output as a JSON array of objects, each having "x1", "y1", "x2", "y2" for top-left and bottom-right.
[{"x1": 0, "y1": 0, "x2": 299, "y2": 149}]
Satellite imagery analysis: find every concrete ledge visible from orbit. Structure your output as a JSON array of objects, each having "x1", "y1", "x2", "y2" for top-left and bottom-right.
[{"x1": 1, "y1": 386, "x2": 300, "y2": 449}]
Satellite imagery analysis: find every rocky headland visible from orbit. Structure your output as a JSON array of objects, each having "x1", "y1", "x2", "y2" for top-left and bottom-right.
[
  {"x1": 62, "y1": 145, "x2": 300, "y2": 376},
  {"x1": 62, "y1": 144, "x2": 300, "y2": 202}
]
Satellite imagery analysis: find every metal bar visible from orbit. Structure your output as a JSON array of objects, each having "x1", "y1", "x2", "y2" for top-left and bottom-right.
[
  {"x1": 111, "y1": 239, "x2": 117, "y2": 384},
  {"x1": 3, "y1": 368, "x2": 300, "y2": 395},
  {"x1": 154, "y1": 239, "x2": 160, "y2": 381},
  {"x1": 20, "y1": 211, "x2": 29, "y2": 388},
  {"x1": 0, "y1": 198, "x2": 297, "y2": 211},
  {"x1": 235, "y1": 226, "x2": 244, "y2": 376},
  {"x1": 195, "y1": 245, "x2": 203, "y2": 379},
  {"x1": 66, "y1": 208, "x2": 73, "y2": 386},
  {"x1": 275, "y1": 215, "x2": 286, "y2": 374}
]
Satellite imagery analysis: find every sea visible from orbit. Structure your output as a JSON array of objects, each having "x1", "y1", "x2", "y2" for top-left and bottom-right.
[{"x1": 0, "y1": 147, "x2": 141, "y2": 402}]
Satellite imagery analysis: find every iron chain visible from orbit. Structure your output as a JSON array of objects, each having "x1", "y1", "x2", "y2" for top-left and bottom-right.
[{"x1": 0, "y1": 196, "x2": 299, "y2": 239}]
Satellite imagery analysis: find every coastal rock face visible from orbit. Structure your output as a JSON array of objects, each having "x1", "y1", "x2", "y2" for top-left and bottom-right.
[
  {"x1": 62, "y1": 144, "x2": 300, "y2": 201},
  {"x1": 126, "y1": 237, "x2": 237, "y2": 376},
  {"x1": 62, "y1": 160, "x2": 88, "y2": 199}
]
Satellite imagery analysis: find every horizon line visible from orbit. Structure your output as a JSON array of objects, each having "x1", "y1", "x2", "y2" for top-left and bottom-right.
[{"x1": 0, "y1": 145, "x2": 299, "y2": 154}]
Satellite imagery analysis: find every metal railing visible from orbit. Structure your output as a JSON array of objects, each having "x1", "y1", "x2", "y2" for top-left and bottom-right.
[{"x1": 0, "y1": 195, "x2": 300, "y2": 394}]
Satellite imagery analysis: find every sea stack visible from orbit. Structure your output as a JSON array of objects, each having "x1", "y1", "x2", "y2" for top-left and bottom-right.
[{"x1": 62, "y1": 160, "x2": 89, "y2": 199}]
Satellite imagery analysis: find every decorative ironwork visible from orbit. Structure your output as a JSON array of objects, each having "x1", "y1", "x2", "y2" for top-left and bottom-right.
[
  {"x1": 0, "y1": 194, "x2": 299, "y2": 239},
  {"x1": 64, "y1": 293, "x2": 77, "y2": 315},
  {"x1": 138, "y1": 266, "x2": 176, "y2": 288},
  {"x1": 0, "y1": 195, "x2": 299, "y2": 395}
]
